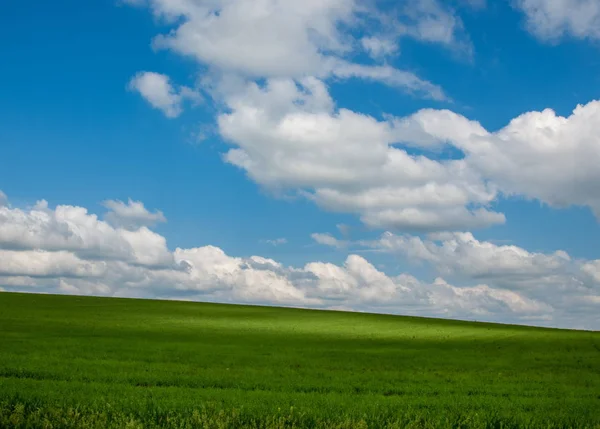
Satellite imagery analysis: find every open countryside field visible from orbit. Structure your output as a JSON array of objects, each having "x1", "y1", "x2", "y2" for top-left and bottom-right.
[{"x1": 0, "y1": 293, "x2": 599, "y2": 428}]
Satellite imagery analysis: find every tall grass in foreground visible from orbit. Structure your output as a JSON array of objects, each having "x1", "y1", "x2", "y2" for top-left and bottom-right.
[
  {"x1": 3, "y1": 402, "x2": 599, "y2": 429},
  {"x1": 0, "y1": 292, "x2": 599, "y2": 428}
]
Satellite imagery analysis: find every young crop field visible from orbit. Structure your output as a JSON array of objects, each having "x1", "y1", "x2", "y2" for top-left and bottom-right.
[{"x1": 0, "y1": 292, "x2": 599, "y2": 428}]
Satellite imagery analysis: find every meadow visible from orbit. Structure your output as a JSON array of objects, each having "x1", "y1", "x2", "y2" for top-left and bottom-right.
[{"x1": 0, "y1": 292, "x2": 599, "y2": 428}]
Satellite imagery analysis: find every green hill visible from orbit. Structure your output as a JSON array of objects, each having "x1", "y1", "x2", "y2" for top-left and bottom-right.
[{"x1": 0, "y1": 292, "x2": 598, "y2": 428}]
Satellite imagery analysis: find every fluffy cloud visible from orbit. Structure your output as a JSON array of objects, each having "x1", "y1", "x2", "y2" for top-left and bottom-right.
[
  {"x1": 582, "y1": 261, "x2": 600, "y2": 284},
  {"x1": 0, "y1": 250, "x2": 107, "y2": 279},
  {"x1": 1, "y1": 191, "x2": 587, "y2": 327},
  {"x1": 515, "y1": 0, "x2": 600, "y2": 42},
  {"x1": 0, "y1": 195, "x2": 313, "y2": 305},
  {"x1": 395, "y1": 102, "x2": 600, "y2": 219},
  {"x1": 373, "y1": 231, "x2": 572, "y2": 281},
  {"x1": 127, "y1": 0, "x2": 455, "y2": 99},
  {"x1": 397, "y1": 0, "x2": 472, "y2": 54},
  {"x1": 147, "y1": 0, "x2": 356, "y2": 77},
  {"x1": 304, "y1": 255, "x2": 551, "y2": 320},
  {"x1": 125, "y1": 0, "x2": 600, "y2": 234},
  {"x1": 128, "y1": 71, "x2": 201, "y2": 118},
  {"x1": 175, "y1": 248, "x2": 319, "y2": 304},
  {"x1": 362, "y1": 230, "x2": 600, "y2": 326},
  {"x1": 426, "y1": 278, "x2": 551, "y2": 316},
  {"x1": 103, "y1": 198, "x2": 166, "y2": 230},
  {"x1": 130, "y1": 39, "x2": 600, "y2": 234},
  {"x1": 218, "y1": 78, "x2": 502, "y2": 231},
  {"x1": 0, "y1": 199, "x2": 173, "y2": 267}
]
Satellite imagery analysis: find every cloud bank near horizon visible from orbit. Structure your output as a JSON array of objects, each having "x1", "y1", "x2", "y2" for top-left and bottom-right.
[{"x1": 1, "y1": 191, "x2": 598, "y2": 330}]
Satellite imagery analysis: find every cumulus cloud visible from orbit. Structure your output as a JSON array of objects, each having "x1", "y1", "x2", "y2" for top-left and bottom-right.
[
  {"x1": 128, "y1": 71, "x2": 201, "y2": 118},
  {"x1": 515, "y1": 0, "x2": 600, "y2": 42},
  {"x1": 128, "y1": 13, "x2": 600, "y2": 235},
  {"x1": 304, "y1": 255, "x2": 551, "y2": 320},
  {"x1": 103, "y1": 198, "x2": 166, "y2": 230},
  {"x1": 0, "y1": 250, "x2": 107, "y2": 279},
  {"x1": 582, "y1": 261, "x2": 600, "y2": 284},
  {"x1": 125, "y1": 0, "x2": 600, "y2": 229},
  {"x1": 147, "y1": 0, "x2": 356, "y2": 78},
  {"x1": 0, "y1": 198, "x2": 173, "y2": 267},
  {"x1": 426, "y1": 278, "x2": 551, "y2": 316},
  {"x1": 394, "y1": 102, "x2": 600, "y2": 219},
  {"x1": 1, "y1": 191, "x2": 591, "y2": 328},
  {"x1": 172, "y1": 246, "x2": 317, "y2": 304},
  {"x1": 218, "y1": 78, "x2": 502, "y2": 231},
  {"x1": 363, "y1": 230, "x2": 600, "y2": 326},
  {"x1": 126, "y1": 0, "x2": 455, "y2": 99},
  {"x1": 373, "y1": 231, "x2": 572, "y2": 281}
]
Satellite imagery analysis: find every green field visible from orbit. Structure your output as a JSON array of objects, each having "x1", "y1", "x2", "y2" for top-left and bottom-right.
[{"x1": 0, "y1": 292, "x2": 599, "y2": 428}]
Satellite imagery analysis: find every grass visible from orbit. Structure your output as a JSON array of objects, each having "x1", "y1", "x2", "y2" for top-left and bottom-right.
[{"x1": 0, "y1": 292, "x2": 599, "y2": 428}]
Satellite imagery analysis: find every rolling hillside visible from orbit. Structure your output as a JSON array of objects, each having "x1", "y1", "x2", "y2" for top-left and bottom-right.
[{"x1": 0, "y1": 292, "x2": 599, "y2": 428}]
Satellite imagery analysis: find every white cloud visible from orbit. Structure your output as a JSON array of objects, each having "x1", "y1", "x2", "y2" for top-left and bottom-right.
[
  {"x1": 0, "y1": 191, "x2": 7, "y2": 207},
  {"x1": 0, "y1": 250, "x2": 107, "y2": 279},
  {"x1": 329, "y1": 63, "x2": 447, "y2": 100},
  {"x1": 127, "y1": 35, "x2": 600, "y2": 234},
  {"x1": 148, "y1": 0, "x2": 356, "y2": 78},
  {"x1": 218, "y1": 78, "x2": 502, "y2": 231},
  {"x1": 0, "y1": 199, "x2": 173, "y2": 267},
  {"x1": 311, "y1": 233, "x2": 347, "y2": 249},
  {"x1": 373, "y1": 231, "x2": 571, "y2": 281},
  {"x1": 582, "y1": 260, "x2": 600, "y2": 284},
  {"x1": 128, "y1": 0, "x2": 452, "y2": 99},
  {"x1": 58, "y1": 278, "x2": 112, "y2": 296},
  {"x1": 361, "y1": 36, "x2": 398, "y2": 59},
  {"x1": 2, "y1": 191, "x2": 591, "y2": 328},
  {"x1": 364, "y1": 230, "x2": 600, "y2": 326},
  {"x1": 427, "y1": 278, "x2": 551, "y2": 316},
  {"x1": 304, "y1": 255, "x2": 551, "y2": 320},
  {"x1": 128, "y1": 71, "x2": 201, "y2": 118},
  {"x1": 398, "y1": 0, "x2": 471, "y2": 53},
  {"x1": 103, "y1": 198, "x2": 166, "y2": 230},
  {"x1": 361, "y1": 0, "x2": 475, "y2": 59},
  {"x1": 173, "y1": 246, "x2": 317, "y2": 304},
  {"x1": 124, "y1": 0, "x2": 600, "y2": 230},
  {"x1": 306, "y1": 255, "x2": 409, "y2": 304},
  {"x1": 515, "y1": 0, "x2": 600, "y2": 42},
  {"x1": 394, "y1": 101, "x2": 600, "y2": 219}
]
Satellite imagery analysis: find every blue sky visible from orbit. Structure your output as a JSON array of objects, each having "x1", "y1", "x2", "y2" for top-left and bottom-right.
[{"x1": 1, "y1": 0, "x2": 600, "y2": 329}]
